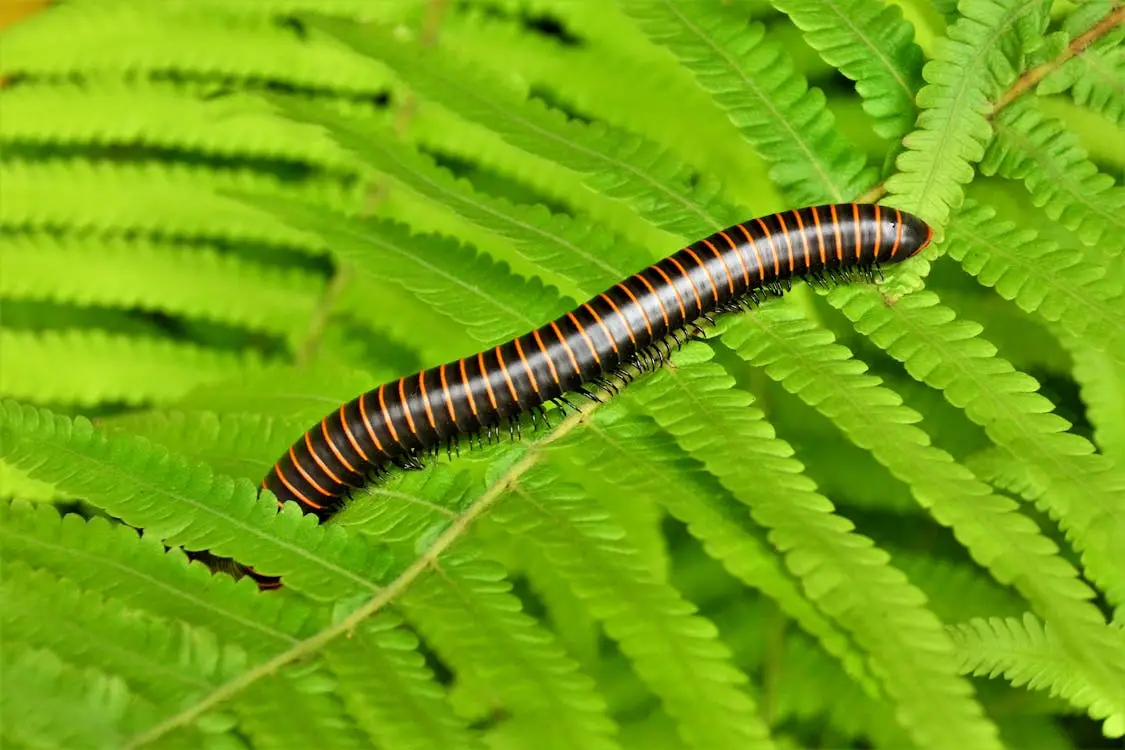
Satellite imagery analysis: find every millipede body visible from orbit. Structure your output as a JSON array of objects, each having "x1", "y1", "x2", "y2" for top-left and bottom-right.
[{"x1": 262, "y1": 203, "x2": 932, "y2": 520}]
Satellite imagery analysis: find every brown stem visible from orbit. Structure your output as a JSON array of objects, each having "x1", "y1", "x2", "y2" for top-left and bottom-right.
[{"x1": 992, "y1": 4, "x2": 1125, "y2": 114}]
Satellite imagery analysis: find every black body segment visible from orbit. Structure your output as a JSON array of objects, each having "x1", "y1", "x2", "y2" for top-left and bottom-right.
[{"x1": 263, "y1": 203, "x2": 932, "y2": 518}]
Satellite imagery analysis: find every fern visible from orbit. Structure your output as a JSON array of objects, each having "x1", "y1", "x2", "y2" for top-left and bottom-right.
[
  {"x1": 3, "y1": 1, "x2": 1125, "y2": 747},
  {"x1": 300, "y1": 13, "x2": 743, "y2": 238},
  {"x1": 1, "y1": 159, "x2": 356, "y2": 250},
  {"x1": 0, "y1": 232, "x2": 323, "y2": 342},
  {"x1": 0, "y1": 328, "x2": 282, "y2": 407},
  {"x1": 941, "y1": 199, "x2": 1125, "y2": 363},
  {"x1": 630, "y1": 346, "x2": 1003, "y2": 750},
  {"x1": 492, "y1": 468, "x2": 773, "y2": 750},
  {"x1": 620, "y1": 0, "x2": 874, "y2": 206},
  {"x1": 885, "y1": 0, "x2": 1051, "y2": 228},
  {"x1": 949, "y1": 613, "x2": 1125, "y2": 737},
  {"x1": 0, "y1": 400, "x2": 387, "y2": 599},
  {"x1": 983, "y1": 98, "x2": 1125, "y2": 252},
  {"x1": 768, "y1": 0, "x2": 925, "y2": 142}
]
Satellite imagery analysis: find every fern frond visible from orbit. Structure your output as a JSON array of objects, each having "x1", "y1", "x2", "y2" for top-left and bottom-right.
[
  {"x1": 323, "y1": 613, "x2": 485, "y2": 750},
  {"x1": 941, "y1": 200, "x2": 1125, "y2": 361},
  {"x1": 890, "y1": 552, "x2": 1026, "y2": 622},
  {"x1": 619, "y1": 0, "x2": 873, "y2": 206},
  {"x1": 629, "y1": 348, "x2": 1003, "y2": 750},
  {"x1": 884, "y1": 0, "x2": 1050, "y2": 228},
  {"x1": 719, "y1": 302, "x2": 1104, "y2": 633},
  {"x1": 493, "y1": 468, "x2": 773, "y2": 750},
  {"x1": 99, "y1": 409, "x2": 311, "y2": 485},
  {"x1": 233, "y1": 191, "x2": 573, "y2": 347},
  {"x1": 768, "y1": 0, "x2": 925, "y2": 141},
  {"x1": 1036, "y1": 8, "x2": 1125, "y2": 127},
  {"x1": 831, "y1": 286, "x2": 1125, "y2": 603},
  {"x1": 0, "y1": 233, "x2": 323, "y2": 341},
  {"x1": 0, "y1": 499, "x2": 315, "y2": 654},
  {"x1": 0, "y1": 1, "x2": 399, "y2": 92},
  {"x1": 0, "y1": 82, "x2": 360, "y2": 170},
  {"x1": 265, "y1": 98, "x2": 655, "y2": 296},
  {"x1": 229, "y1": 667, "x2": 371, "y2": 750},
  {"x1": 0, "y1": 160, "x2": 355, "y2": 250},
  {"x1": 427, "y1": 4, "x2": 775, "y2": 216},
  {"x1": 0, "y1": 458, "x2": 61, "y2": 502},
  {"x1": 949, "y1": 613, "x2": 1125, "y2": 737},
  {"x1": 541, "y1": 407, "x2": 878, "y2": 695},
  {"x1": 0, "y1": 644, "x2": 144, "y2": 750},
  {"x1": 984, "y1": 99, "x2": 1125, "y2": 251},
  {"x1": 299, "y1": 14, "x2": 743, "y2": 239},
  {"x1": 0, "y1": 329, "x2": 282, "y2": 408},
  {"x1": 0, "y1": 400, "x2": 385, "y2": 600},
  {"x1": 406, "y1": 99, "x2": 677, "y2": 256},
  {"x1": 1064, "y1": 336, "x2": 1125, "y2": 458},
  {"x1": 828, "y1": 288, "x2": 1125, "y2": 709},
  {"x1": 767, "y1": 628, "x2": 908, "y2": 748},
  {"x1": 396, "y1": 551, "x2": 623, "y2": 750},
  {"x1": 0, "y1": 562, "x2": 242, "y2": 707}
]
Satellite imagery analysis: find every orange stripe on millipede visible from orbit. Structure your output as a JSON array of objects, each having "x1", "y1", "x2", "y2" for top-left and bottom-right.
[
  {"x1": 532, "y1": 328, "x2": 562, "y2": 385},
  {"x1": 550, "y1": 321, "x2": 582, "y2": 378},
  {"x1": 615, "y1": 282, "x2": 654, "y2": 337},
  {"x1": 321, "y1": 419, "x2": 358, "y2": 475},
  {"x1": 852, "y1": 203, "x2": 862, "y2": 261},
  {"x1": 716, "y1": 231, "x2": 750, "y2": 288},
  {"x1": 305, "y1": 432, "x2": 344, "y2": 486},
  {"x1": 651, "y1": 265, "x2": 688, "y2": 320},
  {"x1": 754, "y1": 218, "x2": 782, "y2": 277},
  {"x1": 439, "y1": 364, "x2": 459, "y2": 425},
  {"x1": 398, "y1": 378, "x2": 418, "y2": 437},
  {"x1": 583, "y1": 302, "x2": 618, "y2": 354},
  {"x1": 890, "y1": 208, "x2": 904, "y2": 258},
  {"x1": 358, "y1": 392, "x2": 385, "y2": 453},
  {"x1": 733, "y1": 224, "x2": 767, "y2": 283},
  {"x1": 275, "y1": 463, "x2": 322, "y2": 509},
  {"x1": 872, "y1": 205, "x2": 883, "y2": 260},
  {"x1": 288, "y1": 446, "x2": 331, "y2": 497},
  {"x1": 599, "y1": 293, "x2": 637, "y2": 347},
  {"x1": 477, "y1": 351, "x2": 500, "y2": 411},
  {"x1": 776, "y1": 212, "x2": 797, "y2": 274},
  {"x1": 697, "y1": 240, "x2": 733, "y2": 296},
  {"x1": 566, "y1": 311, "x2": 601, "y2": 366},
  {"x1": 418, "y1": 369, "x2": 438, "y2": 432},
  {"x1": 829, "y1": 204, "x2": 844, "y2": 263},
  {"x1": 634, "y1": 272, "x2": 671, "y2": 328},
  {"x1": 495, "y1": 346, "x2": 522, "y2": 405},
  {"x1": 513, "y1": 337, "x2": 540, "y2": 393},
  {"x1": 459, "y1": 359, "x2": 480, "y2": 417},
  {"x1": 378, "y1": 385, "x2": 400, "y2": 443},
  {"x1": 666, "y1": 257, "x2": 702, "y2": 313},
  {"x1": 340, "y1": 404, "x2": 370, "y2": 462},
  {"x1": 809, "y1": 206, "x2": 829, "y2": 267},
  {"x1": 790, "y1": 210, "x2": 812, "y2": 273}
]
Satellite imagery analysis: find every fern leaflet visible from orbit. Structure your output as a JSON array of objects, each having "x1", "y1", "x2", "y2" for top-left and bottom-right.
[
  {"x1": 949, "y1": 613, "x2": 1125, "y2": 737},
  {"x1": 630, "y1": 348, "x2": 1003, "y2": 750},
  {"x1": 885, "y1": 0, "x2": 1051, "y2": 228}
]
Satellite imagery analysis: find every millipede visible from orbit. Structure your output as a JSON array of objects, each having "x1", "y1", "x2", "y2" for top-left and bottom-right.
[{"x1": 261, "y1": 202, "x2": 932, "y2": 523}]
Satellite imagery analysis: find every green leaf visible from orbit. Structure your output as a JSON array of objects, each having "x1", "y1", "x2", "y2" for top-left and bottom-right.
[
  {"x1": 630, "y1": 349, "x2": 1003, "y2": 750},
  {"x1": 885, "y1": 0, "x2": 1051, "y2": 229},
  {"x1": 494, "y1": 468, "x2": 774, "y2": 750},
  {"x1": 950, "y1": 613, "x2": 1125, "y2": 737},
  {"x1": 0, "y1": 400, "x2": 387, "y2": 600},
  {"x1": 768, "y1": 0, "x2": 926, "y2": 141},
  {"x1": 0, "y1": 328, "x2": 283, "y2": 408},
  {"x1": 620, "y1": 0, "x2": 873, "y2": 205}
]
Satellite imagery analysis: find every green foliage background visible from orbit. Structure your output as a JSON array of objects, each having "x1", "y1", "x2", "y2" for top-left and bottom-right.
[{"x1": 1, "y1": 1, "x2": 1124, "y2": 748}]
